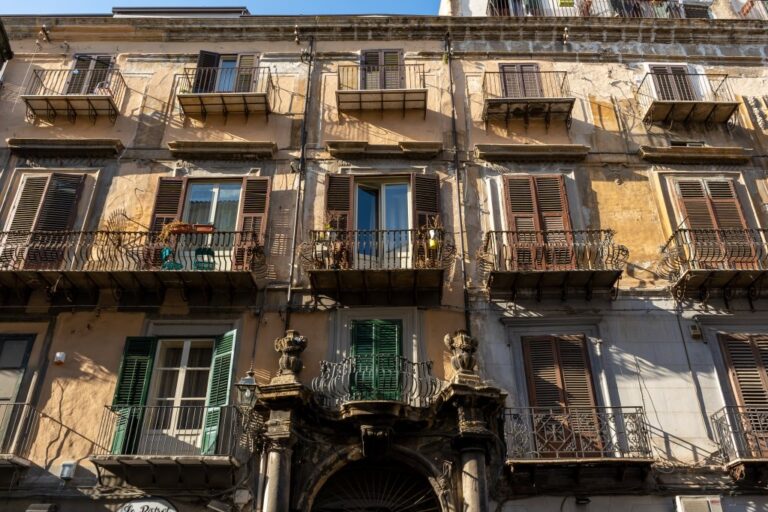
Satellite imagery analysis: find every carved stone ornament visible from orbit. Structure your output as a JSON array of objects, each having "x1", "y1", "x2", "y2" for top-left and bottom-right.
[
  {"x1": 275, "y1": 330, "x2": 308, "y2": 376},
  {"x1": 444, "y1": 330, "x2": 478, "y2": 375}
]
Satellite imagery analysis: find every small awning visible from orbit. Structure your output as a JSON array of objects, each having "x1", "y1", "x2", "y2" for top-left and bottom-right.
[{"x1": 168, "y1": 140, "x2": 277, "y2": 159}]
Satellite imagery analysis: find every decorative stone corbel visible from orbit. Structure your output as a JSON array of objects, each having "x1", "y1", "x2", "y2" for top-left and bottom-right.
[
  {"x1": 273, "y1": 330, "x2": 307, "y2": 384},
  {"x1": 444, "y1": 329, "x2": 480, "y2": 383}
]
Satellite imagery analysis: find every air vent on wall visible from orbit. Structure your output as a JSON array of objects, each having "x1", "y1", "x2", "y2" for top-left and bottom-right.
[{"x1": 675, "y1": 496, "x2": 723, "y2": 512}]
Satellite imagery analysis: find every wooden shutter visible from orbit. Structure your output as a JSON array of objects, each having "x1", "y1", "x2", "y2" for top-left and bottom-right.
[
  {"x1": 33, "y1": 174, "x2": 85, "y2": 232},
  {"x1": 150, "y1": 177, "x2": 186, "y2": 232},
  {"x1": 523, "y1": 335, "x2": 601, "y2": 455},
  {"x1": 111, "y1": 337, "x2": 157, "y2": 455},
  {"x1": 362, "y1": 50, "x2": 402, "y2": 90},
  {"x1": 326, "y1": 174, "x2": 354, "y2": 231},
  {"x1": 235, "y1": 177, "x2": 270, "y2": 270},
  {"x1": 501, "y1": 63, "x2": 541, "y2": 98},
  {"x1": 6, "y1": 176, "x2": 48, "y2": 233},
  {"x1": 235, "y1": 54, "x2": 256, "y2": 93},
  {"x1": 350, "y1": 320, "x2": 402, "y2": 401},
  {"x1": 412, "y1": 174, "x2": 441, "y2": 229},
  {"x1": 677, "y1": 180, "x2": 717, "y2": 230},
  {"x1": 201, "y1": 329, "x2": 236, "y2": 455},
  {"x1": 651, "y1": 64, "x2": 694, "y2": 101},
  {"x1": 193, "y1": 51, "x2": 220, "y2": 93},
  {"x1": 523, "y1": 335, "x2": 596, "y2": 408},
  {"x1": 720, "y1": 334, "x2": 768, "y2": 456},
  {"x1": 86, "y1": 56, "x2": 113, "y2": 94},
  {"x1": 503, "y1": 175, "x2": 571, "y2": 269},
  {"x1": 66, "y1": 56, "x2": 93, "y2": 94}
]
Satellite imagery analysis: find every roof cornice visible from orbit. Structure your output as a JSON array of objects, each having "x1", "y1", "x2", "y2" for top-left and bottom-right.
[{"x1": 1, "y1": 15, "x2": 766, "y2": 46}]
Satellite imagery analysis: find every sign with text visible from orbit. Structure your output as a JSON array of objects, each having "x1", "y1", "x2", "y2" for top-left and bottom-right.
[{"x1": 117, "y1": 499, "x2": 177, "y2": 512}]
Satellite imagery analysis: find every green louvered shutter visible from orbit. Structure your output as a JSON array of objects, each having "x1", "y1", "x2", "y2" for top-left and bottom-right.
[
  {"x1": 350, "y1": 320, "x2": 402, "y2": 401},
  {"x1": 376, "y1": 320, "x2": 402, "y2": 401},
  {"x1": 201, "y1": 330, "x2": 236, "y2": 455},
  {"x1": 111, "y1": 337, "x2": 157, "y2": 455}
]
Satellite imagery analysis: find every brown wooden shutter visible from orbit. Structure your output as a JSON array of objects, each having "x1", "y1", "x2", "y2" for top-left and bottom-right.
[
  {"x1": 706, "y1": 180, "x2": 748, "y2": 231},
  {"x1": 238, "y1": 177, "x2": 270, "y2": 241},
  {"x1": 362, "y1": 51, "x2": 381, "y2": 90},
  {"x1": 6, "y1": 176, "x2": 49, "y2": 233},
  {"x1": 150, "y1": 177, "x2": 186, "y2": 232},
  {"x1": 362, "y1": 50, "x2": 402, "y2": 90},
  {"x1": 534, "y1": 176, "x2": 571, "y2": 233},
  {"x1": 677, "y1": 180, "x2": 716, "y2": 230},
  {"x1": 500, "y1": 63, "x2": 541, "y2": 98},
  {"x1": 326, "y1": 174, "x2": 354, "y2": 231},
  {"x1": 651, "y1": 64, "x2": 694, "y2": 101},
  {"x1": 523, "y1": 335, "x2": 596, "y2": 409},
  {"x1": 721, "y1": 334, "x2": 768, "y2": 408},
  {"x1": 382, "y1": 50, "x2": 403, "y2": 90},
  {"x1": 34, "y1": 173, "x2": 85, "y2": 232},
  {"x1": 193, "y1": 51, "x2": 220, "y2": 93},
  {"x1": 412, "y1": 174, "x2": 440, "y2": 229}
]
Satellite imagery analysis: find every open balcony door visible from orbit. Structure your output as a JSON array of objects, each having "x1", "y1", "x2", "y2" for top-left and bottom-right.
[{"x1": 355, "y1": 183, "x2": 411, "y2": 270}]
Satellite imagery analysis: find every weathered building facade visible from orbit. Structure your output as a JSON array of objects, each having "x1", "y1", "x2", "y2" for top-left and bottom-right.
[{"x1": 0, "y1": 1, "x2": 767, "y2": 510}]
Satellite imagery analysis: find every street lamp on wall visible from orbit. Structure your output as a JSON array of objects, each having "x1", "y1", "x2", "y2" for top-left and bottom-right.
[{"x1": 235, "y1": 368, "x2": 260, "y2": 411}]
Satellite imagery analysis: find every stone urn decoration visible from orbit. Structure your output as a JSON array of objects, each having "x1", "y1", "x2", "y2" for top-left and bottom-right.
[
  {"x1": 273, "y1": 330, "x2": 307, "y2": 384},
  {"x1": 444, "y1": 330, "x2": 479, "y2": 384}
]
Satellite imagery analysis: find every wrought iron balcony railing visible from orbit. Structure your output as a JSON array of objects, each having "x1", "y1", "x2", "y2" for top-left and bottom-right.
[
  {"x1": 637, "y1": 72, "x2": 738, "y2": 125},
  {"x1": 24, "y1": 67, "x2": 127, "y2": 99},
  {"x1": 338, "y1": 64, "x2": 426, "y2": 91},
  {"x1": 483, "y1": 71, "x2": 571, "y2": 100},
  {"x1": 312, "y1": 355, "x2": 443, "y2": 409},
  {"x1": 93, "y1": 405, "x2": 241, "y2": 457},
  {"x1": 301, "y1": 229, "x2": 453, "y2": 272},
  {"x1": 712, "y1": 406, "x2": 768, "y2": 463},
  {"x1": 481, "y1": 230, "x2": 629, "y2": 273},
  {"x1": 486, "y1": 0, "x2": 709, "y2": 18},
  {"x1": 179, "y1": 66, "x2": 273, "y2": 95},
  {"x1": 659, "y1": 228, "x2": 768, "y2": 282},
  {"x1": 504, "y1": 407, "x2": 653, "y2": 461},
  {"x1": 0, "y1": 230, "x2": 264, "y2": 273}
]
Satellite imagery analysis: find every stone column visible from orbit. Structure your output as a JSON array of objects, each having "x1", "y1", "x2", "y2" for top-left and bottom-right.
[
  {"x1": 262, "y1": 439, "x2": 293, "y2": 512},
  {"x1": 460, "y1": 446, "x2": 489, "y2": 512}
]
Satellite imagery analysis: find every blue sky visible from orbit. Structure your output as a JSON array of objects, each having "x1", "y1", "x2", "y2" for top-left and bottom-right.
[{"x1": 1, "y1": 0, "x2": 440, "y2": 15}]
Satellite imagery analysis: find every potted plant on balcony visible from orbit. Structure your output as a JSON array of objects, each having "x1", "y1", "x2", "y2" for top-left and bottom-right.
[
  {"x1": 159, "y1": 220, "x2": 193, "y2": 243},
  {"x1": 192, "y1": 223, "x2": 215, "y2": 234}
]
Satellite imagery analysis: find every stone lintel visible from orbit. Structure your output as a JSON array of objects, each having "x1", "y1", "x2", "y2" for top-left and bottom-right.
[
  {"x1": 6, "y1": 137, "x2": 125, "y2": 158},
  {"x1": 167, "y1": 140, "x2": 277, "y2": 160},
  {"x1": 259, "y1": 381, "x2": 310, "y2": 410},
  {"x1": 638, "y1": 145, "x2": 753, "y2": 164},
  {"x1": 475, "y1": 143, "x2": 590, "y2": 162},
  {"x1": 326, "y1": 140, "x2": 443, "y2": 159}
]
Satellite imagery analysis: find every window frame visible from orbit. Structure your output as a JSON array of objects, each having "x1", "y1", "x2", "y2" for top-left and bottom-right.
[{"x1": 328, "y1": 307, "x2": 423, "y2": 364}]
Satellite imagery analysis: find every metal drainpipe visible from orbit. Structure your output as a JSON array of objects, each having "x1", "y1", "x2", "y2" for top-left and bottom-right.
[
  {"x1": 445, "y1": 33, "x2": 472, "y2": 336},
  {"x1": 284, "y1": 34, "x2": 315, "y2": 331}
]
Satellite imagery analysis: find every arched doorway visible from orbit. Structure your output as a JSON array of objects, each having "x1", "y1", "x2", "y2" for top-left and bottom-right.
[{"x1": 311, "y1": 460, "x2": 442, "y2": 512}]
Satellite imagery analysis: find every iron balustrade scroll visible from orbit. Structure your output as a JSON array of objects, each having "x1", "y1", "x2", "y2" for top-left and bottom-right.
[
  {"x1": 301, "y1": 229, "x2": 453, "y2": 272},
  {"x1": 337, "y1": 64, "x2": 426, "y2": 91},
  {"x1": 659, "y1": 228, "x2": 768, "y2": 283},
  {"x1": 311, "y1": 355, "x2": 443, "y2": 409},
  {"x1": 25, "y1": 68, "x2": 127, "y2": 101},
  {"x1": 504, "y1": 407, "x2": 653, "y2": 460},
  {"x1": 712, "y1": 406, "x2": 768, "y2": 463},
  {"x1": 483, "y1": 70, "x2": 571, "y2": 101},
  {"x1": 0, "y1": 230, "x2": 265, "y2": 273},
  {"x1": 481, "y1": 230, "x2": 629, "y2": 273},
  {"x1": 486, "y1": 0, "x2": 706, "y2": 18},
  {"x1": 179, "y1": 66, "x2": 273, "y2": 95},
  {"x1": 637, "y1": 73, "x2": 736, "y2": 113},
  {"x1": 94, "y1": 405, "x2": 241, "y2": 457}
]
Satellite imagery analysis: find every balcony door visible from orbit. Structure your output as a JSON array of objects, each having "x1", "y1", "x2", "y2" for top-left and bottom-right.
[
  {"x1": 522, "y1": 335, "x2": 602, "y2": 457},
  {"x1": 361, "y1": 50, "x2": 403, "y2": 90},
  {"x1": 719, "y1": 334, "x2": 768, "y2": 458},
  {"x1": 0, "y1": 336, "x2": 33, "y2": 453},
  {"x1": 650, "y1": 65, "x2": 696, "y2": 101},
  {"x1": 500, "y1": 63, "x2": 542, "y2": 98},
  {"x1": 192, "y1": 51, "x2": 258, "y2": 93},
  {"x1": 350, "y1": 320, "x2": 403, "y2": 401},
  {"x1": 66, "y1": 55, "x2": 112, "y2": 95},
  {"x1": 675, "y1": 179, "x2": 754, "y2": 270},
  {"x1": 1, "y1": 173, "x2": 84, "y2": 271},
  {"x1": 503, "y1": 175, "x2": 573, "y2": 271},
  {"x1": 355, "y1": 182, "x2": 411, "y2": 269},
  {"x1": 140, "y1": 339, "x2": 214, "y2": 455}
]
